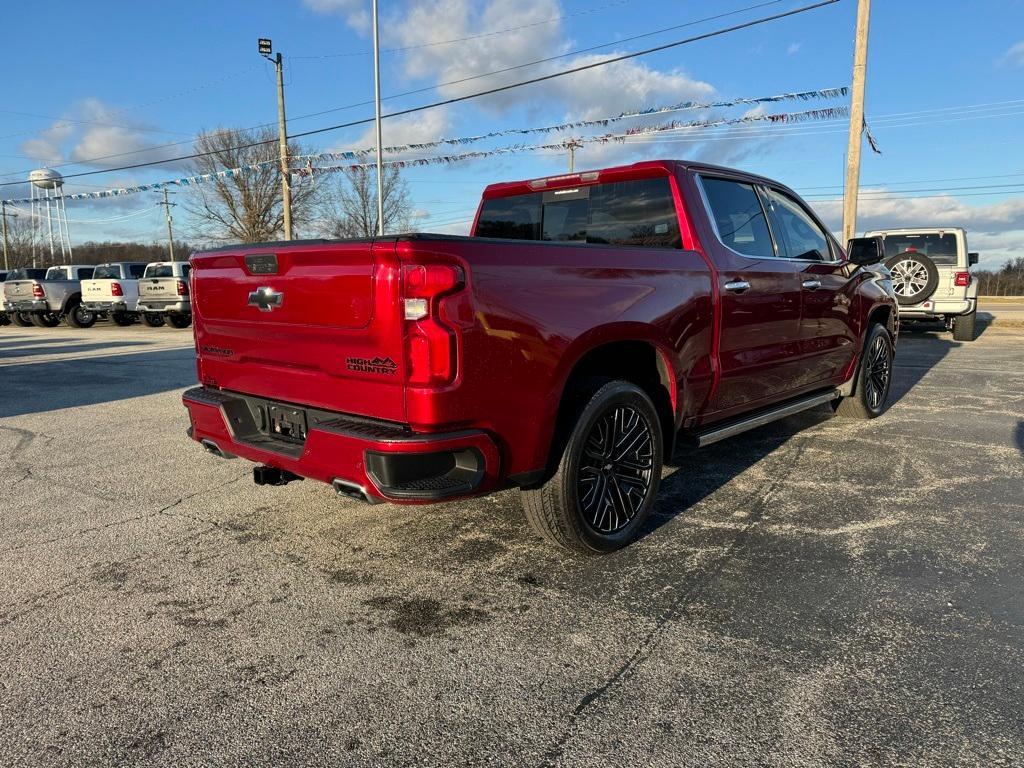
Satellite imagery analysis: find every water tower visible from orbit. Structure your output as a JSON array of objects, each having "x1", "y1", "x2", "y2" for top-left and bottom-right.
[{"x1": 29, "y1": 167, "x2": 73, "y2": 263}]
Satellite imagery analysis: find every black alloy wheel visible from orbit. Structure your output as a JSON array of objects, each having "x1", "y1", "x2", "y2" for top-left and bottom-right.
[
  {"x1": 863, "y1": 332, "x2": 892, "y2": 413},
  {"x1": 577, "y1": 404, "x2": 655, "y2": 535}
]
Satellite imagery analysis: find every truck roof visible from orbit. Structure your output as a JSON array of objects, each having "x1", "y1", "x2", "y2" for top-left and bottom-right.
[
  {"x1": 864, "y1": 227, "x2": 967, "y2": 235},
  {"x1": 481, "y1": 159, "x2": 788, "y2": 199}
]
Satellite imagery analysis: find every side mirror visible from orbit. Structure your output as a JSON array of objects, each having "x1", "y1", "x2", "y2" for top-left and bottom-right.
[
  {"x1": 846, "y1": 236, "x2": 884, "y2": 266},
  {"x1": 968, "y1": 252, "x2": 979, "y2": 266}
]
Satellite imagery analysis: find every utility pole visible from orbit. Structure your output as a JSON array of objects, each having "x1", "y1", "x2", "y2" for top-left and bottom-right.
[
  {"x1": 1, "y1": 202, "x2": 9, "y2": 271},
  {"x1": 371, "y1": 0, "x2": 385, "y2": 236},
  {"x1": 842, "y1": 0, "x2": 871, "y2": 244},
  {"x1": 259, "y1": 39, "x2": 293, "y2": 240},
  {"x1": 565, "y1": 139, "x2": 583, "y2": 173},
  {"x1": 158, "y1": 188, "x2": 176, "y2": 261}
]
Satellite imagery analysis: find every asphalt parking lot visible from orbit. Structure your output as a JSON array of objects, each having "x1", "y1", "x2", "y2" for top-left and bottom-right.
[{"x1": 1, "y1": 317, "x2": 1022, "y2": 767}]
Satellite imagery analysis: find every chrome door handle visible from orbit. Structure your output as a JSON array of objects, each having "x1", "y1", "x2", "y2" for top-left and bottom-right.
[
  {"x1": 802, "y1": 279, "x2": 822, "y2": 290},
  {"x1": 724, "y1": 280, "x2": 750, "y2": 293}
]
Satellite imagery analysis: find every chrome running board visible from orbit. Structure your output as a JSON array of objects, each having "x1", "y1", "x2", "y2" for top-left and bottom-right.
[{"x1": 691, "y1": 389, "x2": 840, "y2": 447}]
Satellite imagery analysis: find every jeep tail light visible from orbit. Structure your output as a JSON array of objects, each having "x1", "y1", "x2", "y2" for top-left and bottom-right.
[
  {"x1": 31, "y1": 283, "x2": 44, "y2": 299},
  {"x1": 111, "y1": 282, "x2": 124, "y2": 297},
  {"x1": 402, "y1": 263, "x2": 464, "y2": 387},
  {"x1": 176, "y1": 279, "x2": 189, "y2": 296},
  {"x1": 954, "y1": 271, "x2": 970, "y2": 287}
]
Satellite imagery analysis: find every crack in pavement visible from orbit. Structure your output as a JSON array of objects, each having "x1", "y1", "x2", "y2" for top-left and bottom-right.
[{"x1": 536, "y1": 437, "x2": 811, "y2": 768}]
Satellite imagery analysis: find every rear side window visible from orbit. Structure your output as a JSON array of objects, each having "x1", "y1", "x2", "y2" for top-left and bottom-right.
[
  {"x1": 181, "y1": 264, "x2": 191, "y2": 279},
  {"x1": 93, "y1": 265, "x2": 121, "y2": 279},
  {"x1": 476, "y1": 194, "x2": 542, "y2": 240},
  {"x1": 145, "y1": 264, "x2": 173, "y2": 278},
  {"x1": 76, "y1": 267, "x2": 95, "y2": 279},
  {"x1": 763, "y1": 189, "x2": 831, "y2": 261},
  {"x1": 880, "y1": 233, "x2": 959, "y2": 265},
  {"x1": 129, "y1": 264, "x2": 146, "y2": 278},
  {"x1": 475, "y1": 177, "x2": 680, "y2": 248},
  {"x1": 700, "y1": 177, "x2": 775, "y2": 259}
]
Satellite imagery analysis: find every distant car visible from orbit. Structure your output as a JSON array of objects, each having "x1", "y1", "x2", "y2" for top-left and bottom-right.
[
  {"x1": 2, "y1": 265, "x2": 96, "y2": 328},
  {"x1": 863, "y1": 227, "x2": 979, "y2": 341},
  {"x1": 137, "y1": 261, "x2": 192, "y2": 328},
  {"x1": 81, "y1": 262, "x2": 150, "y2": 326}
]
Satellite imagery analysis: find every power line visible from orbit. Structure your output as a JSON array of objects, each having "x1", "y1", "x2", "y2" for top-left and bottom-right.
[
  {"x1": 0, "y1": 0, "x2": 792, "y2": 178},
  {"x1": 0, "y1": 0, "x2": 838, "y2": 188}
]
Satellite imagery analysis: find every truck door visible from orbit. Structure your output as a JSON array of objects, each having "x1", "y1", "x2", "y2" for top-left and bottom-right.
[
  {"x1": 761, "y1": 186, "x2": 858, "y2": 386},
  {"x1": 695, "y1": 175, "x2": 806, "y2": 414}
]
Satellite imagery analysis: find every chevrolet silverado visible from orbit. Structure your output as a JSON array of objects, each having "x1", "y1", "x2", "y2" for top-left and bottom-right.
[{"x1": 183, "y1": 160, "x2": 898, "y2": 553}]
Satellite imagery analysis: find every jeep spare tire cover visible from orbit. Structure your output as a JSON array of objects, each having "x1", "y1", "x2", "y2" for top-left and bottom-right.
[{"x1": 884, "y1": 251, "x2": 939, "y2": 306}]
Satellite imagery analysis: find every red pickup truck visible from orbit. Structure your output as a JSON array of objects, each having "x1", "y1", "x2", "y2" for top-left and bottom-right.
[{"x1": 183, "y1": 160, "x2": 897, "y2": 553}]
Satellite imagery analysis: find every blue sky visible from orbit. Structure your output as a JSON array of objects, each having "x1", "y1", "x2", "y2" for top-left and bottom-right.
[{"x1": 2, "y1": 0, "x2": 1023, "y2": 267}]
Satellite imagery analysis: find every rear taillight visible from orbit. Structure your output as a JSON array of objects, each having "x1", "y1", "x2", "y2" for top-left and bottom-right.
[
  {"x1": 111, "y1": 282, "x2": 124, "y2": 297},
  {"x1": 31, "y1": 283, "x2": 44, "y2": 299},
  {"x1": 176, "y1": 279, "x2": 189, "y2": 296},
  {"x1": 954, "y1": 271, "x2": 971, "y2": 287},
  {"x1": 402, "y1": 263, "x2": 465, "y2": 387}
]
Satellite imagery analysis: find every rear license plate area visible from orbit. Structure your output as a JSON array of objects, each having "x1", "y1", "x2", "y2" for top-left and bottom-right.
[{"x1": 263, "y1": 404, "x2": 308, "y2": 444}]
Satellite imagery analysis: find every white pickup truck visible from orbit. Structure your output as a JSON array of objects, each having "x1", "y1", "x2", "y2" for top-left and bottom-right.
[
  {"x1": 137, "y1": 261, "x2": 192, "y2": 328},
  {"x1": 81, "y1": 262, "x2": 150, "y2": 326}
]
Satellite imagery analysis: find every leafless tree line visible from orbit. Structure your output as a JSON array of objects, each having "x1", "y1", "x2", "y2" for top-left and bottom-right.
[{"x1": 973, "y1": 257, "x2": 1024, "y2": 296}]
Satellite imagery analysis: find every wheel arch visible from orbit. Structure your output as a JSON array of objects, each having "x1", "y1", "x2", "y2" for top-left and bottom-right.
[{"x1": 546, "y1": 327, "x2": 680, "y2": 469}]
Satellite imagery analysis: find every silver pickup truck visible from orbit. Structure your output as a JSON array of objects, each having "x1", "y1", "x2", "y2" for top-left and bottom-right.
[
  {"x1": 2, "y1": 264, "x2": 97, "y2": 328},
  {"x1": 137, "y1": 261, "x2": 192, "y2": 328},
  {"x1": 865, "y1": 227, "x2": 979, "y2": 341}
]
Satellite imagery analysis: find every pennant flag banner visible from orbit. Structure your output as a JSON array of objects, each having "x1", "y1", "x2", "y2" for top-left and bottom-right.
[
  {"x1": 1, "y1": 93, "x2": 851, "y2": 205},
  {"x1": 300, "y1": 86, "x2": 848, "y2": 162},
  {"x1": 294, "y1": 106, "x2": 851, "y2": 177}
]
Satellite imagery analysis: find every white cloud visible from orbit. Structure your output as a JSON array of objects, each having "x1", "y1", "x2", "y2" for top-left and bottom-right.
[
  {"x1": 303, "y1": 0, "x2": 370, "y2": 33},
  {"x1": 787, "y1": 42, "x2": 802, "y2": 55},
  {"x1": 18, "y1": 99, "x2": 188, "y2": 173},
  {"x1": 998, "y1": 40, "x2": 1024, "y2": 68}
]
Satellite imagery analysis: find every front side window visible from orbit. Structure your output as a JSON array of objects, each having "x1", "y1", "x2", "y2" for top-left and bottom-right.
[
  {"x1": 475, "y1": 177, "x2": 680, "y2": 248},
  {"x1": 763, "y1": 189, "x2": 831, "y2": 261},
  {"x1": 129, "y1": 264, "x2": 147, "y2": 278},
  {"x1": 700, "y1": 177, "x2": 775, "y2": 259}
]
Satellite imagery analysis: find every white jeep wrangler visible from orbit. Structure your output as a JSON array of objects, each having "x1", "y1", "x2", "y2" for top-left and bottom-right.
[{"x1": 864, "y1": 227, "x2": 979, "y2": 341}]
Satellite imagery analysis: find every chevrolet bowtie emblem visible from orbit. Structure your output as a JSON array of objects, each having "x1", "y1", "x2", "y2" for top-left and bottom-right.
[{"x1": 247, "y1": 286, "x2": 283, "y2": 312}]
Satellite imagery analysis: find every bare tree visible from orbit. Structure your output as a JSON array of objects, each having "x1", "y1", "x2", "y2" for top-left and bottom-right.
[
  {"x1": 183, "y1": 127, "x2": 321, "y2": 243},
  {"x1": 2, "y1": 209, "x2": 42, "y2": 269},
  {"x1": 326, "y1": 165, "x2": 413, "y2": 237}
]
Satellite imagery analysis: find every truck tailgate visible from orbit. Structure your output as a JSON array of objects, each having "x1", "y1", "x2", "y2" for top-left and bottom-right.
[
  {"x1": 3, "y1": 280, "x2": 34, "y2": 300},
  {"x1": 140, "y1": 278, "x2": 180, "y2": 301},
  {"x1": 82, "y1": 279, "x2": 119, "y2": 302},
  {"x1": 192, "y1": 240, "x2": 408, "y2": 423}
]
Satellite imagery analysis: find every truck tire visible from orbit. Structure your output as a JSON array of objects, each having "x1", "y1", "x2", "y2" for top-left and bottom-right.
[
  {"x1": 30, "y1": 312, "x2": 61, "y2": 328},
  {"x1": 167, "y1": 313, "x2": 192, "y2": 329},
  {"x1": 11, "y1": 311, "x2": 33, "y2": 327},
  {"x1": 65, "y1": 300, "x2": 96, "y2": 329},
  {"x1": 111, "y1": 312, "x2": 134, "y2": 326},
  {"x1": 952, "y1": 308, "x2": 977, "y2": 341},
  {"x1": 141, "y1": 313, "x2": 165, "y2": 328},
  {"x1": 885, "y1": 251, "x2": 939, "y2": 306},
  {"x1": 520, "y1": 379, "x2": 663, "y2": 553},
  {"x1": 0, "y1": 313, "x2": 9, "y2": 326},
  {"x1": 833, "y1": 323, "x2": 895, "y2": 419}
]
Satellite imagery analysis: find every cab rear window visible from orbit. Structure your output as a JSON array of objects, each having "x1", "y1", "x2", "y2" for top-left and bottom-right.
[
  {"x1": 881, "y1": 234, "x2": 958, "y2": 265},
  {"x1": 93, "y1": 265, "x2": 121, "y2": 279},
  {"x1": 476, "y1": 177, "x2": 680, "y2": 248},
  {"x1": 144, "y1": 265, "x2": 174, "y2": 278}
]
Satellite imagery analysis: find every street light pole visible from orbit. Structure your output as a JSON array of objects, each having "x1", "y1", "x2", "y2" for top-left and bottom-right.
[
  {"x1": 260, "y1": 39, "x2": 293, "y2": 241},
  {"x1": 842, "y1": 0, "x2": 871, "y2": 244},
  {"x1": 372, "y1": 0, "x2": 385, "y2": 236}
]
